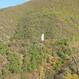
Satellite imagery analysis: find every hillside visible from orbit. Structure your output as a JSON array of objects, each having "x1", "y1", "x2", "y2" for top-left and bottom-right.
[{"x1": 0, "y1": 0, "x2": 79, "y2": 79}]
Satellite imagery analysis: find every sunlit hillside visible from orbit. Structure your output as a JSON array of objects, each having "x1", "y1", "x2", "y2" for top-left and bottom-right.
[{"x1": 0, "y1": 0, "x2": 79, "y2": 79}]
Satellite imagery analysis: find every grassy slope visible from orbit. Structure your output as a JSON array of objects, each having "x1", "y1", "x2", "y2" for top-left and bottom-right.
[{"x1": 0, "y1": 0, "x2": 79, "y2": 79}]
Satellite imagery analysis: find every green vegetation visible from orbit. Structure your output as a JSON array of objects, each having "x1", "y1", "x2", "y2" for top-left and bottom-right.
[
  {"x1": 0, "y1": 42, "x2": 8, "y2": 55},
  {"x1": 26, "y1": 44, "x2": 45, "y2": 72},
  {"x1": 54, "y1": 39, "x2": 72, "y2": 60},
  {"x1": 7, "y1": 53, "x2": 22, "y2": 73},
  {"x1": 0, "y1": 0, "x2": 79, "y2": 79}
]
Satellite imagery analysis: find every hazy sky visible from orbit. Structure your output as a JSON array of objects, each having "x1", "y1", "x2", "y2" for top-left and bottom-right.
[{"x1": 0, "y1": 0, "x2": 29, "y2": 9}]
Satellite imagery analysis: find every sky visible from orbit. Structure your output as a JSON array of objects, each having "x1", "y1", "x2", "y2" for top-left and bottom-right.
[{"x1": 0, "y1": 0, "x2": 30, "y2": 9}]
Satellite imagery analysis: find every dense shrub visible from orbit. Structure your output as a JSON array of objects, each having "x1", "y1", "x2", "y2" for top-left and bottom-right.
[
  {"x1": 0, "y1": 42, "x2": 8, "y2": 55},
  {"x1": 52, "y1": 39, "x2": 72, "y2": 60},
  {"x1": 7, "y1": 53, "x2": 22, "y2": 73},
  {"x1": 26, "y1": 44, "x2": 45, "y2": 72}
]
